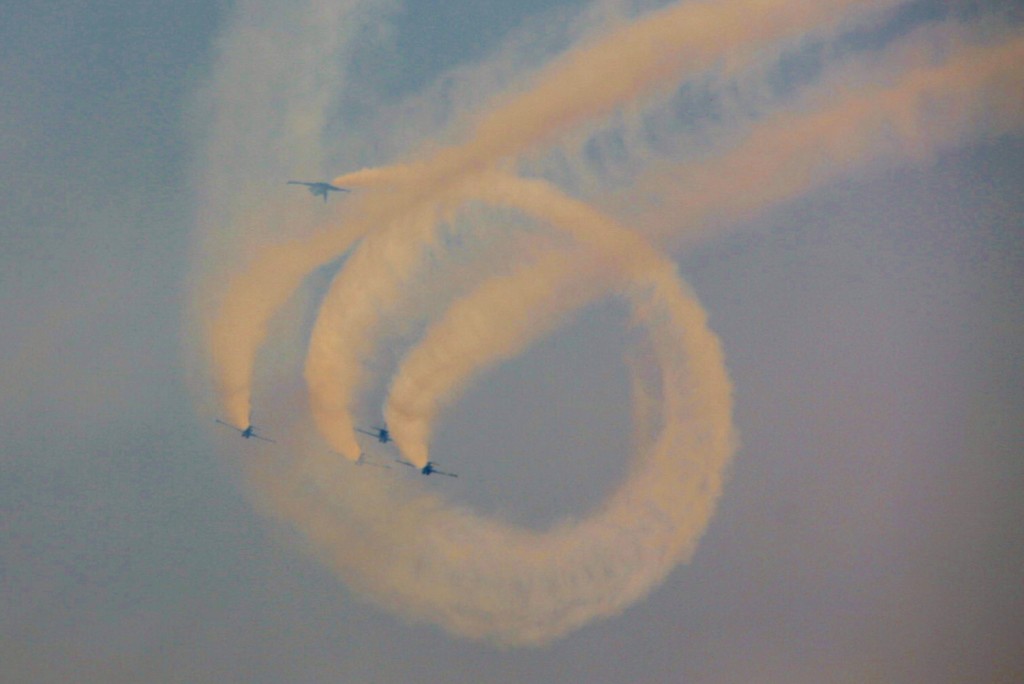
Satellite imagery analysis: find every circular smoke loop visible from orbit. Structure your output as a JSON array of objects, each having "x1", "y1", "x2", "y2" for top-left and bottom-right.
[
  {"x1": 219, "y1": 167, "x2": 736, "y2": 647},
  {"x1": 196, "y1": 0, "x2": 1024, "y2": 648}
]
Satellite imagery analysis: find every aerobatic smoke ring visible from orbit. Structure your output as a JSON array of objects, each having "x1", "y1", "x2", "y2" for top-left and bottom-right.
[
  {"x1": 224, "y1": 172, "x2": 736, "y2": 646},
  {"x1": 195, "y1": 0, "x2": 1024, "y2": 648}
]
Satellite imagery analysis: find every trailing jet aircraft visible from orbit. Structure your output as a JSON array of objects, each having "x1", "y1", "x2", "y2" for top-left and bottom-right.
[
  {"x1": 215, "y1": 418, "x2": 275, "y2": 443},
  {"x1": 396, "y1": 459, "x2": 457, "y2": 478},
  {"x1": 357, "y1": 426, "x2": 392, "y2": 444},
  {"x1": 287, "y1": 180, "x2": 350, "y2": 202}
]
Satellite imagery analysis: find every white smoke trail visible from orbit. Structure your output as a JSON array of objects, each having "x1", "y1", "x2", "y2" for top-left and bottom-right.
[
  {"x1": 208, "y1": 0, "x2": 904, "y2": 432},
  {"x1": 304, "y1": 201, "x2": 446, "y2": 460},
  {"x1": 616, "y1": 30, "x2": 1024, "y2": 248},
  {"x1": 279, "y1": 160, "x2": 733, "y2": 645},
  {"x1": 318, "y1": 19, "x2": 1024, "y2": 463},
  {"x1": 190, "y1": 0, "x2": 390, "y2": 427},
  {"x1": 192, "y1": 0, "x2": 1024, "y2": 647},
  {"x1": 380, "y1": 171, "x2": 688, "y2": 466},
  {"x1": 246, "y1": 242, "x2": 734, "y2": 646}
]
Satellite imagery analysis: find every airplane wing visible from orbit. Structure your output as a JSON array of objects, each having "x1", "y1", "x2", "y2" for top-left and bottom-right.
[
  {"x1": 395, "y1": 459, "x2": 417, "y2": 468},
  {"x1": 251, "y1": 433, "x2": 276, "y2": 443},
  {"x1": 356, "y1": 428, "x2": 379, "y2": 437},
  {"x1": 434, "y1": 470, "x2": 458, "y2": 478},
  {"x1": 287, "y1": 180, "x2": 312, "y2": 186}
]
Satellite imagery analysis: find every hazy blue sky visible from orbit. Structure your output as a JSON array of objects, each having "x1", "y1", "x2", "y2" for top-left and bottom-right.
[{"x1": 2, "y1": 1, "x2": 1022, "y2": 682}]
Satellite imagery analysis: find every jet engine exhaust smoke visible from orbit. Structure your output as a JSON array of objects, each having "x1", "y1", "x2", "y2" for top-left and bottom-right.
[{"x1": 190, "y1": 0, "x2": 1024, "y2": 646}]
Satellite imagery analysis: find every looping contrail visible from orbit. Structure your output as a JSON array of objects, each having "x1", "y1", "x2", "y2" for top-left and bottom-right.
[
  {"x1": 278, "y1": 162, "x2": 737, "y2": 646},
  {"x1": 251, "y1": 175, "x2": 735, "y2": 644},
  {"x1": 194, "y1": 0, "x2": 1023, "y2": 646}
]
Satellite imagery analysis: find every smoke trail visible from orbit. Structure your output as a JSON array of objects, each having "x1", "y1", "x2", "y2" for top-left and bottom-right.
[
  {"x1": 247, "y1": 245, "x2": 734, "y2": 646},
  {"x1": 275, "y1": 154, "x2": 736, "y2": 644},
  {"x1": 304, "y1": 200, "x2": 447, "y2": 460},
  {"x1": 383, "y1": 246, "x2": 597, "y2": 466},
  {"x1": 302, "y1": 0, "x2": 906, "y2": 459},
  {"x1": 616, "y1": 31, "x2": 1024, "y2": 247},
  {"x1": 207, "y1": 0, "x2": 903, "y2": 431},
  {"x1": 321, "y1": 26, "x2": 1024, "y2": 465},
  {"x1": 191, "y1": 0, "x2": 382, "y2": 427},
  {"x1": 380, "y1": 171, "x2": 683, "y2": 466},
  {"x1": 192, "y1": 0, "x2": 1024, "y2": 647}
]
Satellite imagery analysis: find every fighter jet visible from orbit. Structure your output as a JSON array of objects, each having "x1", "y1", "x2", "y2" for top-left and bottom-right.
[
  {"x1": 287, "y1": 180, "x2": 350, "y2": 202},
  {"x1": 396, "y1": 459, "x2": 458, "y2": 478},
  {"x1": 357, "y1": 426, "x2": 392, "y2": 444},
  {"x1": 215, "y1": 418, "x2": 275, "y2": 443}
]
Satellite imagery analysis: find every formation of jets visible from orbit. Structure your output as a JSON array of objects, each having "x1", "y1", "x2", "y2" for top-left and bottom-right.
[
  {"x1": 215, "y1": 418, "x2": 457, "y2": 478},
  {"x1": 215, "y1": 419, "x2": 275, "y2": 443},
  {"x1": 287, "y1": 180, "x2": 350, "y2": 202},
  {"x1": 213, "y1": 180, "x2": 464, "y2": 478}
]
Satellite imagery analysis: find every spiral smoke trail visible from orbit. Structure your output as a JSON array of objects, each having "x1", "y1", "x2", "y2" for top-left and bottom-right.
[{"x1": 192, "y1": 0, "x2": 1024, "y2": 645}]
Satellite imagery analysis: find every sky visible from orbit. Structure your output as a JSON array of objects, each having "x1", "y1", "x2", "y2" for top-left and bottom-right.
[{"x1": 1, "y1": 0, "x2": 1022, "y2": 682}]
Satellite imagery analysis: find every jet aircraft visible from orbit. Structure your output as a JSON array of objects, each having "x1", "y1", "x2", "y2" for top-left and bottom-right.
[
  {"x1": 397, "y1": 459, "x2": 458, "y2": 478},
  {"x1": 215, "y1": 418, "x2": 275, "y2": 443},
  {"x1": 357, "y1": 426, "x2": 392, "y2": 444},
  {"x1": 287, "y1": 180, "x2": 350, "y2": 202}
]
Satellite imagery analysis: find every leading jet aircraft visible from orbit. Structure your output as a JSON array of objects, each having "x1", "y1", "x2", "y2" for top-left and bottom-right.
[
  {"x1": 396, "y1": 459, "x2": 458, "y2": 478},
  {"x1": 215, "y1": 418, "x2": 275, "y2": 443},
  {"x1": 357, "y1": 426, "x2": 392, "y2": 444},
  {"x1": 287, "y1": 180, "x2": 350, "y2": 202}
]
